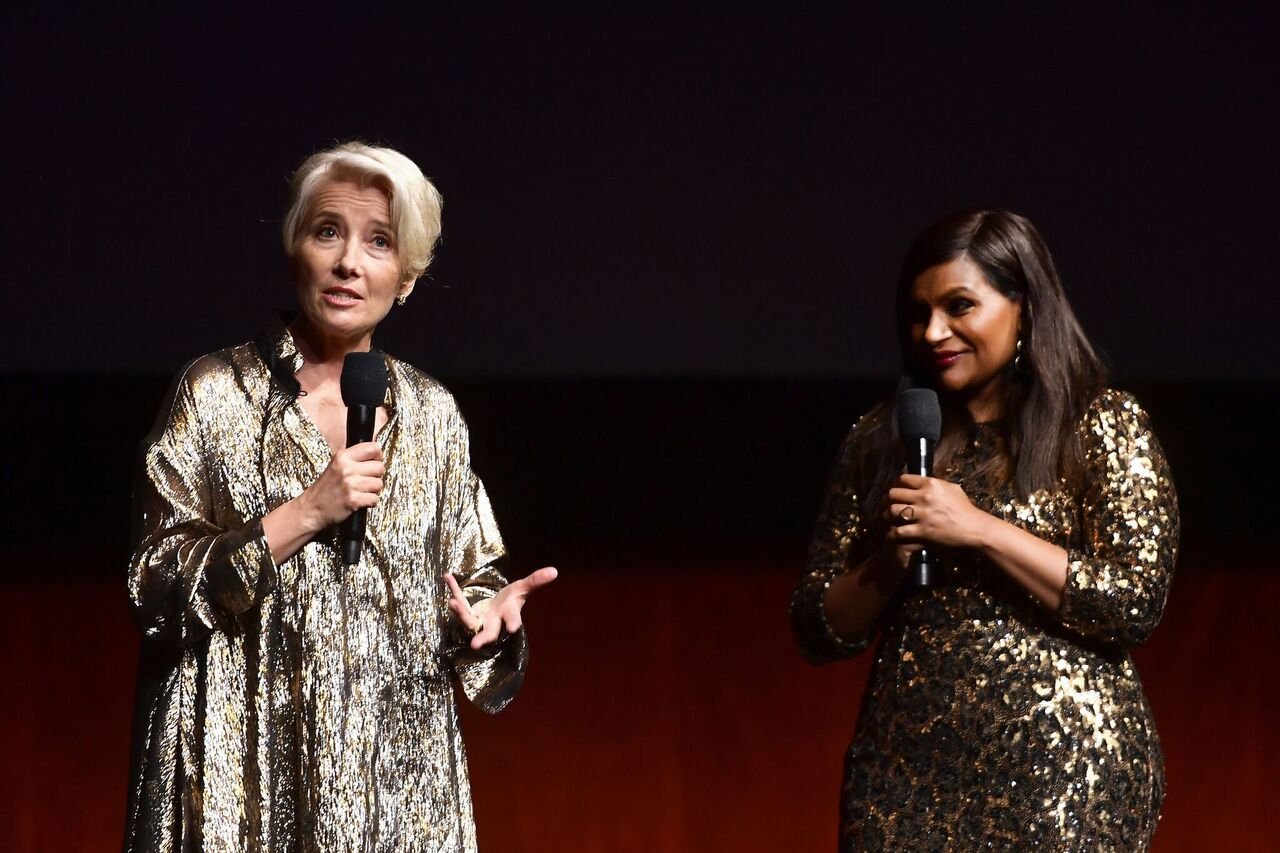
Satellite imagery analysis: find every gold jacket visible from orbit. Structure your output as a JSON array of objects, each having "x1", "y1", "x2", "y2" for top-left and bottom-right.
[{"x1": 125, "y1": 324, "x2": 523, "y2": 852}]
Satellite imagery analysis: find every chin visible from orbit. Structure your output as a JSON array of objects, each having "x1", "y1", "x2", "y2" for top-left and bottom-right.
[
  {"x1": 934, "y1": 373, "x2": 970, "y2": 394},
  {"x1": 303, "y1": 307, "x2": 370, "y2": 337}
]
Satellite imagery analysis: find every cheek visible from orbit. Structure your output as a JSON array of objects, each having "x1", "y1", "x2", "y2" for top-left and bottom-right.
[
  {"x1": 293, "y1": 248, "x2": 328, "y2": 287},
  {"x1": 374, "y1": 264, "x2": 404, "y2": 295},
  {"x1": 974, "y1": 313, "x2": 1019, "y2": 353}
]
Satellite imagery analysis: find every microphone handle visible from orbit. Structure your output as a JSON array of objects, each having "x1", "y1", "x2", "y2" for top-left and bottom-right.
[
  {"x1": 906, "y1": 436, "x2": 935, "y2": 589},
  {"x1": 338, "y1": 404, "x2": 378, "y2": 565},
  {"x1": 909, "y1": 549, "x2": 934, "y2": 587}
]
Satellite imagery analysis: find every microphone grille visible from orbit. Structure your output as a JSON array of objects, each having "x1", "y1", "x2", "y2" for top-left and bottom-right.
[
  {"x1": 340, "y1": 352, "x2": 389, "y2": 407},
  {"x1": 898, "y1": 388, "x2": 941, "y2": 441}
]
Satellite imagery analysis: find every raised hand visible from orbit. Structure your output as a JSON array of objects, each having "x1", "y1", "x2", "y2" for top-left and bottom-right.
[{"x1": 445, "y1": 567, "x2": 559, "y2": 650}]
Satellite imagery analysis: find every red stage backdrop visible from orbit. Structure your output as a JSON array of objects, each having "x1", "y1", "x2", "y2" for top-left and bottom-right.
[{"x1": 2, "y1": 553, "x2": 1273, "y2": 851}]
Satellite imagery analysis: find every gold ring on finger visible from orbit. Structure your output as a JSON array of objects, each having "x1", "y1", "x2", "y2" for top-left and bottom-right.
[{"x1": 898, "y1": 506, "x2": 915, "y2": 523}]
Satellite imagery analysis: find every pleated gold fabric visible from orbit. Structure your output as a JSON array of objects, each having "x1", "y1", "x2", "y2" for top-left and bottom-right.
[
  {"x1": 792, "y1": 390, "x2": 1178, "y2": 851},
  {"x1": 125, "y1": 324, "x2": 524, "y2": 852}
]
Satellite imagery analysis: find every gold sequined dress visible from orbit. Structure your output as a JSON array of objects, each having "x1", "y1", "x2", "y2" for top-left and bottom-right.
[
  {"x1": 125, "y1": 325, "x2": 524, "y2": 852},
  {"x1": 791, "y1": 390, "x2": 1178, "y2": 851}
]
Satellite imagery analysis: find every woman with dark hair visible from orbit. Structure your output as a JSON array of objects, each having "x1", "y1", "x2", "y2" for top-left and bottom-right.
[{"x1": 791, "y1": 210, "x2": 1177, "y2": 850}]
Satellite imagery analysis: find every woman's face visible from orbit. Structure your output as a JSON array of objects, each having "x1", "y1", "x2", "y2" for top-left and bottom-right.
[
  {"x1": 907, "y1": 256, "x2": 1022, "y2": 416},
  {"x1": 292, "y1": 179, "x2": 406, "y2": 347}
]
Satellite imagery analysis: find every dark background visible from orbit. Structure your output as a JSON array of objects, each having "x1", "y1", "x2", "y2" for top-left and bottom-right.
[
  {"x1": 2, "y1": 5, "x2": 1277, "y2": 851},
  {"x1": 4, "y1": 5, "x2": 1274, "y2": 380},
  {"x1": 2, "y1": 4, "x2": 1274, "y2": 559}
]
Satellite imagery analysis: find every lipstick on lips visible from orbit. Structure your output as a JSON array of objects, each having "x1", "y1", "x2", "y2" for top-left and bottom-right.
[{"x1": 932, "y1": 350, "x2": 964, "y2": 369}]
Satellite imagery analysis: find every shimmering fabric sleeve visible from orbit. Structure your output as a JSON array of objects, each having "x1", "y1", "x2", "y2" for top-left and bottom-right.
[
  {"x1": 1057, "y1": 391, "x2": 1179, "y2": 646},
  {"x1": 128, "y1": 358, "x2": 273, "y2": 646},
  {"x1": 791, "y1": 419, "x2": 879, "y2": 663},
  {"x1": 438, "y1": 403, "x2": 528, "y2": 713}
]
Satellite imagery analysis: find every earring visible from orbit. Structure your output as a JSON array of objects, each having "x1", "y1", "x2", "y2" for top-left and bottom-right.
[
  {"x1": 396, "y1": 293, "x2": 408, "y2": 306},
  {"x1": 1014, "y1": 338, "x2": 1031, "y2": 374}
]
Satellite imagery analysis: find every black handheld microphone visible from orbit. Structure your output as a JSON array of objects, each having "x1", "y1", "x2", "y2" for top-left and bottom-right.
[
  {"x1": 338, "y1": 352, "x2": 388, "y2": 565},
  {"x1": 897, "y1": 388, "x2": 941, "y2": 588}
]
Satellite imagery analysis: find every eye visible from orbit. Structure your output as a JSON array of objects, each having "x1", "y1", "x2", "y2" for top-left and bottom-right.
[
  {"x1": 316, "y1": 224, "x2": 339, "y2": 240},
  {"x1": 947, "y1": 298, "x2": 974, "y2": 316},
  {"x1": 371, "y1": 234, "x2": 394, "y2": 250}
]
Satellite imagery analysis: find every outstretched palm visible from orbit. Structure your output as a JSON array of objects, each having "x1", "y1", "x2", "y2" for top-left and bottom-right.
[{"x1": 445, "y1": 567, "x2": 558, "y2": 650}]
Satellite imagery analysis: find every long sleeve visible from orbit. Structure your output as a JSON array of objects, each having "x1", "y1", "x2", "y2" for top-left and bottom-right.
[
  {"x1": 127, "y1": 335, "x2": 521, "y2": 852},
  {"x1": 127, "y1": 357, "x2": 274, "y2": 646},
  {"x1": 436, "y1": 402, "x2": 527, "y2": 713},
  {"x1": 1056, "y1": 390, "x2": 1179, "y2": 646},
  {"x1": 790, "y1": 417, "x2": 881, "y2": 664}
]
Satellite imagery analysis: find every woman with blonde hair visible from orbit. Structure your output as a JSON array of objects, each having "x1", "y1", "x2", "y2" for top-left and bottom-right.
[{"x1": 125, "y1": 142, "x2": 555, "y2": 851}]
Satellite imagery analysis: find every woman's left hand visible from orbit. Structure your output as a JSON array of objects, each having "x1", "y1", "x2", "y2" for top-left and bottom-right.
[
  {"x1": 886, "y1": 474, "x2": 991, "y2": 550},
  {"x1": 445, "y1": 567, "x2": 559, "y2": 650}
]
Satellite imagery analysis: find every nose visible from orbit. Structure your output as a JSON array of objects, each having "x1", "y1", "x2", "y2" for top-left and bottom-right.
[
  {"x1": 922, "y1": 309, "x2": 951, "y2": 346},
  {"x1": 334, "y1": 239, "x2": 363, "y2": 279}
]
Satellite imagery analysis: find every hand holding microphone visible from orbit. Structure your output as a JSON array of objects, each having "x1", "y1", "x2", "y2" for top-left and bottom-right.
[
  {"x1": 888, "y1": 389, "x2": 991, "y2": 587},
  {"x1": 894, "y1": 389, "x2": 941, "y2": 587},
  {"x1": 263, "y1": 355, "x2": 386, "y2": 568},
  {"x1": 337, "y1": 352, "x2": 389, "y2": 565}
]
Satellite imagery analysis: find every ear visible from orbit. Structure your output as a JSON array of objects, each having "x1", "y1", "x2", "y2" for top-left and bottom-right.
[{"x1": 398, "y1": 276, "x2": 417, "y2": 301}]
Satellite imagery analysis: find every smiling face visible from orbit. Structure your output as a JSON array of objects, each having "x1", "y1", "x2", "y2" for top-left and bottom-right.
[
  {"x1": 907, "y1": 256, "x2": 1022, "y2": 421},
  {"x1": 291, "y1": 178, "x2": 408, "y2": 353}
]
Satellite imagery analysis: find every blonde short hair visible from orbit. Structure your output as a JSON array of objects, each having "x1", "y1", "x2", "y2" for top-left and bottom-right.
[{"x1": 282, "y1": 142, "x2": 443, "y2": 285}]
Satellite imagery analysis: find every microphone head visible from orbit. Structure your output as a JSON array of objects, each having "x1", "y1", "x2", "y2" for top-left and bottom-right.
[
  {"x1": 898, "y1": 388, "x2": 941, "y2": 441},
  {"x1": 340, "y1": 352, "x2": 389, "y2": 407}
]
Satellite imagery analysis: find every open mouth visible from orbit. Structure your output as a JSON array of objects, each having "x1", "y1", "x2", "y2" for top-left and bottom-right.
[{"x1": 323, "y1": 288, "x2": 362, "y2": 305}]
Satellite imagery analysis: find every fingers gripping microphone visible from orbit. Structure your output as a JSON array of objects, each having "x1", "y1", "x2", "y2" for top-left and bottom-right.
[
  {"x1": 338, "y1": 352, "x2": 388, "y2": 565},
  {"x1": 898, "y1": 389, "x2": 941, "y2": 588}
]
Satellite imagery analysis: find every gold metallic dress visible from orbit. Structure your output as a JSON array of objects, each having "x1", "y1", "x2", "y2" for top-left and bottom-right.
[
  {"x1": 791, "y1": 390, "x2": 1178, "y2": 851},
  {"x1": 126, "y1": 325, "x2": 524, "y2": 852}
]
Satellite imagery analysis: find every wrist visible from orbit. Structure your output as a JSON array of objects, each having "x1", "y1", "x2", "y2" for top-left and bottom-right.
[
  {"x1": 291, "y1": 489, "x2": 328, "y2": 536},
  {"x1": 967, "y1": 510, "x2": 1000, "y2": 554}
]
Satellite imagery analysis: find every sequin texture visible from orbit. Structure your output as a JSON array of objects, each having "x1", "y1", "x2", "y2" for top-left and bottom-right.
[
  {"x1": 791, "y1": 390, "x2": 1178, "y2": 851},
  {"x1": 125, "y1": 325, "x2": 525, "y2": 852}
]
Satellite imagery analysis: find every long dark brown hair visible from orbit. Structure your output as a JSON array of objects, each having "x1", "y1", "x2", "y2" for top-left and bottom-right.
[{"x1": 852, "y1": 210, "x2": 1106, "y2": 516}]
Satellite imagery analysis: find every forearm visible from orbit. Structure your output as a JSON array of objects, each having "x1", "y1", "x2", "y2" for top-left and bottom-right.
[
  {"x1": 129, "y1": 518, "x2": 273, "y2": 643},
  {"x1": 261, "y1": 494, "x2": 326, "y2": 565},
  {"x1": 822, "y1": 548, "x2": 901, "y2": 641},
  {"x1": 972, "y1": 514, "x2": 1069, "y2": 610}
]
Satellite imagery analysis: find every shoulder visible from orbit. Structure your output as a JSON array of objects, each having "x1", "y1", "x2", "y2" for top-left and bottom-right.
[
  {"x1": 1077, "y1": 388, "x2": 1166, "y2": 468},
  {"x1": 177, "y1": 343, "x2": 255, "y2": 394},
  {"x1": 1080, "y1": 388, "x2": 1155, "y2": 438},
  {"x1": 144, "y1": 342, "x2": 261, "y2": 447},
  {"x1": 385, "y1": 355, "x2": 467, "y2": 422},
  {"x1": 841, "y1": 400, "x2": 893, "y2": 454},
  {"x1": 824, "y1": 400, "x2": 894, "y2": 490}
]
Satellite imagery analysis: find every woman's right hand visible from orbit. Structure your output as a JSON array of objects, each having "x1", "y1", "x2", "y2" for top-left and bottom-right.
[
  {"x1": 298, "y1": 442, "x2": 386, "y2": 532},
  {"x1": 880, "y1": 491, "x2": 928, "y2": 571},
  {"x1": 264, "y1": 442, "x2": 385, "y2": 564}
]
